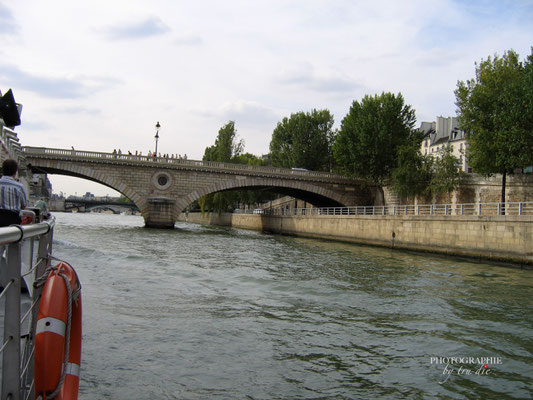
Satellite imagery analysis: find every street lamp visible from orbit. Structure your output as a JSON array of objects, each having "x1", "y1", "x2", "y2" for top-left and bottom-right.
[{"x1": 154, "y1": 121, "x2": 160, "y2": 157}]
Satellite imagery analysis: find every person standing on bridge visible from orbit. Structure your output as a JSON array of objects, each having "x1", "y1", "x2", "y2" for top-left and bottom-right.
[{"x1": 0, "y1": 159, "x2": 28, "y2": 226}]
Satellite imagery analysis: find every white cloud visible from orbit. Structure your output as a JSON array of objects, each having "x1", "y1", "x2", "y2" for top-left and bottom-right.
[
  {"x1": 98, "y1": 16, "x2": 171, "y2": 40},
  {"x1": 0, "y1": 64, "x2": 121, "y2": 99},
  {"x1": 174, "y1": 34, "x2": 203, "y2": 47},
  {"x1": 0, "y1": 2, "x2": 18, "y2": 35},
  {"x1": 196, "y1": 100, "x2": 279, "y2": 125},
  {"x1": 277, "y1": 65, "x2": 363, "y2": 95},
  {"x1": 0, "y1": 64, "x2": 87, "y2": 98}
]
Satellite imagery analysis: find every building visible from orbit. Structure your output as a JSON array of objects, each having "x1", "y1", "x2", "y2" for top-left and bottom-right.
[
  {"x1": 419, "y1": 116, "x2": 470, "y2": 173},
  {"x1": 29, "y1": 174, "x2": 52, "y2": 200}
]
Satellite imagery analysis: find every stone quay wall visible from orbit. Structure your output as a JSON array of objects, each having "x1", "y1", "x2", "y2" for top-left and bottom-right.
[{"x1": 179, "y1": 212, "x2": 533, "y2": 267}]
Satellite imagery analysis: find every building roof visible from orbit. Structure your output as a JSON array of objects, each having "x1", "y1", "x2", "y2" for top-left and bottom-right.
[{"x1": 419, "y1": 116, "x2": 465, "y2": 147}]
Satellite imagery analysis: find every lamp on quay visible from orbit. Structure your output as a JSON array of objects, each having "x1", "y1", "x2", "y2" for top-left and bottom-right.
[{"x1": 154, "y1": 121, "x2": 160, "y2": 157}]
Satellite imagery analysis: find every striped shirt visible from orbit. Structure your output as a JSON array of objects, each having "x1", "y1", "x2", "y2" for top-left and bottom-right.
[{"x1": 0, "y1": 176, "x2": 28, "y2": 212}]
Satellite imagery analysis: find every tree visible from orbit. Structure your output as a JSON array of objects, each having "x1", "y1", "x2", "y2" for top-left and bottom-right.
[
  {"x1": 455, "y1": 49, "x2": 533, "y2": 211},
  {"x1": 203, "y1": 121, "x2": 244, "y2": 163},
  {"x1": 232, "y1": 152, "x2": 268, "y2": 166},
  {"x1": 117, "y1": 195, "x2": 133, "y2": 204},
  {"x1": 333, "y1": 92, "x2": 417, "y2": 204},
  {"x1": 269, "y1": 109, "x2": 335, "y2": 171},
  {"x1": 392, "y1": 144, "x2": 463, "y2": 202},
  {"x1": 391, "y1": 142, "x2": 433, "y2": 199},
  {"x1": 429, "y1": 146, "x2": 463, "y2": 201},
  {"x1": 201, "y1": 121, "x2": 244, "y2": 214}
]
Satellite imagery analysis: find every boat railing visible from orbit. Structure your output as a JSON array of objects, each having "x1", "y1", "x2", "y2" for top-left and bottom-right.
[
  {"x1": 0, "y1": 217, "x2": 55, "y2": 400},
  {"x1": 244, "y1": 201, "x2": 533, "y2": 217}
]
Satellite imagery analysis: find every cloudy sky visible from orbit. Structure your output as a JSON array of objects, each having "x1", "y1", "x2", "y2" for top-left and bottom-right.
[{"x1": 1, "y1": 0, "x2": 532, "y2": 196}]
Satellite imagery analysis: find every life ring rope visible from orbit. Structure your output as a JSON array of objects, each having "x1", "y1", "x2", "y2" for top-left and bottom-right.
[{"x1": 34, "y1": 255, "x2": 82, "y2": 297}]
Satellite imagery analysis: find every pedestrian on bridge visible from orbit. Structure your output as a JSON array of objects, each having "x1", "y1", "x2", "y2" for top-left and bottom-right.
[{"x1": 0, "y1": 159, "x2": 28, "y2": 226}]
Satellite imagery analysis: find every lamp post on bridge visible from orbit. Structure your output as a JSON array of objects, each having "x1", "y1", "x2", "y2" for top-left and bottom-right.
[{"x1": 154, "y1": 121, "x2": 161, "y2": 157}]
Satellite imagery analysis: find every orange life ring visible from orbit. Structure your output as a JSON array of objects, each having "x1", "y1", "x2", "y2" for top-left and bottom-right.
[{"x1": 35, "y1": 262, "x2": 82, "y2": 400}]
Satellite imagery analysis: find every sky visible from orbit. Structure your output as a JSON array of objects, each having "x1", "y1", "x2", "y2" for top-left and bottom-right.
[{"x1": 1, "y1": 0, "x2": 532, "y2": 196}]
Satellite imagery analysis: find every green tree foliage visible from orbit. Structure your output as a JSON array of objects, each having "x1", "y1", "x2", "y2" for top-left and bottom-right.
[
  {"x1": 232, "y1": 152, "x2": 268, "y2": 166},
  {"x1": 392, "y1": 144, "x2": 463, "y2": 201},
  {"x1": 455, "y1": 49, "x2": 533, "y2": 206},
  {"x1": 117, "y1": 195, "x2": 133, "y2": 204},
  {"x1": 203, "y1": 121, "x2": 243, "y2": 162},
  {"x1": 333, "y1": 92, "x2": 417, "y2": 204},
  {"x1": 429, "y1": 146, "x2": 463, "y2": 200},
  {"x1": 391, "y1": 143, "x2": 433, "y2": 199},
  {"x1": 269, "y1": 109, "x2": 335, "y2": 171}
]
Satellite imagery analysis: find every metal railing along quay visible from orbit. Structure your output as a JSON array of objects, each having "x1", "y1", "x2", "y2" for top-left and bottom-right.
[
  {"x1": 0, "y1": 218, "x2": 55, "y2": 400},
  {"x1": 240, "y1": 201, "x2": 533, "y2": 217}
]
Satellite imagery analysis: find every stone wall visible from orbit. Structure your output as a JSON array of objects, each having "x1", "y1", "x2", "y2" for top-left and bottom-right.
[
  {"x1": 179, "y1": 212, "x2": 533, "y2": 266},
  {"x1": 409, "y1": 173, "x2": 533, "y2": 205},
  {"x1": 48, "y1": 198, "x2": 65, "y2": 211},
  {"x1": 266, "y1": 174, "x2": 533, "y2": 212}
]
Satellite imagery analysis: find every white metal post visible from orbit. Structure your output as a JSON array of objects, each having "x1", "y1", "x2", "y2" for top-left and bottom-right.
[{"x1": 1, "y1": 243, "x2": 22, "y2": 400}]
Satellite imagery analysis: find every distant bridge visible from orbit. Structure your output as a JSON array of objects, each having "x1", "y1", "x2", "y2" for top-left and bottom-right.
[
  {"x1": 64, "y1": 197, "x2": 140, "y2": 213},
  {"x1": 23, "y1": 147, "x2": 376, "y2": 228}
]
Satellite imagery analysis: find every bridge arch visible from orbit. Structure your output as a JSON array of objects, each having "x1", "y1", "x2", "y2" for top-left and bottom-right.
[
  {"x1": 85, "y1": 206, "x2": 120, "y2": 214},
  {"x1": 27, "y1": 161, "x2": 147, "y2": 212},
  {"x1": 175, "y1": 176, "x2": 351, "y2": 212}
]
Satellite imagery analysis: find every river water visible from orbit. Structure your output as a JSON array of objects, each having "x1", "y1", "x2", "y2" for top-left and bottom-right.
[{"x1": 51, "y1": 212, "x2": 532, "y2": 399}]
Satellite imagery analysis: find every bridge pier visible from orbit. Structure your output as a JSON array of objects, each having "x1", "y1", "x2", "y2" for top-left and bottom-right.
[{"x1": 143, "y1": 197, "x2": 177, "y2": 228}]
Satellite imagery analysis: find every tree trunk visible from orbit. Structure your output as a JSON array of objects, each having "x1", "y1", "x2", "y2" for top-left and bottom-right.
[
  {"x1": 378, "y1": 186, "x2": 386, "y2": 207},
  {"x1": 501, "y1": 171, "x2": 507, "y2": 215}
]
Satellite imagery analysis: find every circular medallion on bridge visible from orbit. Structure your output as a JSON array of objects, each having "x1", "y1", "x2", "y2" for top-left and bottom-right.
[{"x1": 151, "y1": 171, "x2": 172, "y2": 190}]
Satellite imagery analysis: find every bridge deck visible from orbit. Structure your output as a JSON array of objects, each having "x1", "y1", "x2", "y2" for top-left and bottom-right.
[{"x1": 23, "y1": 146, "x2": 360, "y2": 185}]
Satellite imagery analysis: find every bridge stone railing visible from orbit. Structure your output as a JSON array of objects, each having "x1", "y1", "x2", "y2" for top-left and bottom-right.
[{"x1": 23, "y1": 146, "x2": 355, "y2": 183}]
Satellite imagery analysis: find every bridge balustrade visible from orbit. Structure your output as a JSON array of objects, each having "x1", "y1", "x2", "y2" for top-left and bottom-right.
[{"x1": 22, "y1": 147, "x2": 350, "y2": 182}]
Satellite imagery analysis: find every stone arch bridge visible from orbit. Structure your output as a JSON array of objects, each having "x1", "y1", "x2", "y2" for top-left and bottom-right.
[{"x1": 23, "y1": 147, "x2": 376, "y2": 228}]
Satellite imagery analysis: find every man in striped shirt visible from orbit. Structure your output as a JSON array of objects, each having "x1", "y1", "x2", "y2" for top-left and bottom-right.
[{"x1": 0, "y1": 159, "x2": 28, "y2": 226}]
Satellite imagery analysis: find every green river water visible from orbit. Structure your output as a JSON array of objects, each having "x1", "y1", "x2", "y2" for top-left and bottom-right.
[{"x1": 51, "y1": 212, "x2": 532, "y2": 399}]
